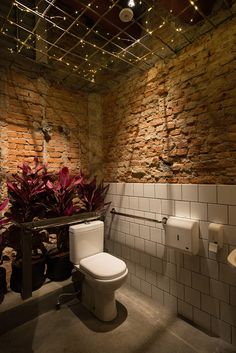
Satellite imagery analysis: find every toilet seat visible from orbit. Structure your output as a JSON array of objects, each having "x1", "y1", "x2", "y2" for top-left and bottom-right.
[{"x1": 79, "y1": 252, "x2": 127, "y2": 280}]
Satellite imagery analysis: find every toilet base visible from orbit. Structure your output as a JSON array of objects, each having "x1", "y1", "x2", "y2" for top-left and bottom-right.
[{"x1": 82, "y1": 280, "x2": 117, "y2": 322}]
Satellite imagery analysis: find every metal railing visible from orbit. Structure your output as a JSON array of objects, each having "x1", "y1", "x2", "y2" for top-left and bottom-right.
[{"x1": 110, "y1": 208, "x2": 168, "y2": 225}]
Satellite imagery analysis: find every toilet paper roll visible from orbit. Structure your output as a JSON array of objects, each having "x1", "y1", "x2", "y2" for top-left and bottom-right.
[{"x1": 208, "y1": 242, "x2": 218, "y2": 253}]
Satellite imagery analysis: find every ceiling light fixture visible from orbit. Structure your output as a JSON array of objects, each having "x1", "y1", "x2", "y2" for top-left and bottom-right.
[
  {"x1": 128, "y1": 0, "x2": 135, "y2": 7},
  {"x1": 119, "y1": 8, "x2": 134, "y2": 22}
]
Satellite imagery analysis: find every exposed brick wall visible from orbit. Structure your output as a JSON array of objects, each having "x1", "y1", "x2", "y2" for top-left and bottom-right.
[
  {"x1": 0, "y1": 62, "x2": 89, "y2": 191},
  {"x1": 102, "y1": 17, "x2": 236, "y2": 184}
]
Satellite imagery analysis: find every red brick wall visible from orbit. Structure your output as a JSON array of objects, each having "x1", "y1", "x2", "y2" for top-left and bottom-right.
[
  {"x1": 102, "y1": 17, "x2": 236, "y2": 184},
  {"x1": 0, "y1": 64, "x2": 89, "y2": 190}
]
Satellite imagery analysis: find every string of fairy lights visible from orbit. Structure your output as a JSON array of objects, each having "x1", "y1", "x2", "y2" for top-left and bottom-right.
[{"x1": 0, "y1": 0, "x2": 231, "y2": 86}]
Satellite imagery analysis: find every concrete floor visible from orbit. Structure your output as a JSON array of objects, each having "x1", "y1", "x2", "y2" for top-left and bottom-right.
[{"x1": 0, "y1": 285, "x2": 235, "y2": 353}]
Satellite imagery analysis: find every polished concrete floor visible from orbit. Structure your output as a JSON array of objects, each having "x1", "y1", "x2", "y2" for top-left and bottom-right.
[{"x1": 0, "y1": 285, "x2": 235, "y2": 353}]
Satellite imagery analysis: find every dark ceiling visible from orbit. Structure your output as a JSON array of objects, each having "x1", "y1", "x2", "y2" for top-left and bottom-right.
[{"x1": 0, "y1": 0, "x2": 235, "y2": 91}]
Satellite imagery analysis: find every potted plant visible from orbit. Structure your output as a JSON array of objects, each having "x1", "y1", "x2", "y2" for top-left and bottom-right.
[
  {"x1": 77, "y1": 176, "x2": 110, "y2": 213},
  {"x1": 44, "y1": 166, "x2": 82, "y2": 281},
  {"x1": 6, "y1": 157, "x2": 50, "y2": 293},
  {"x1": 0, "y1": 199, "x2": 10, "y2": 303}
]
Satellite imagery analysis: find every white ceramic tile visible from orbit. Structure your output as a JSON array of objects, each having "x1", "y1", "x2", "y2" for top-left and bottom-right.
[
  {"x1": 130, "y1": 274, "x2": 141, "y2": 290},
  {"x1": 161, "y1": 199, "x2": 175, "y2": 215},
  {"x1": 208, "y1": 204, "x2": 228, "y2": 224},
  {"x1": 135, "y1": 264, "x2": 146, "y2": 280},
  {"x1": 185, "y1": 286, "x2": 201, "y2": 308},
  {"x1": 117, "y1": 231, "x2": 126, "y2": 244},
  {"x1": 201, "y1": 293, "x2": 220, "y2": 318},
  {"x1": 124, "y1": 183, "x2": 134, "y2": 196},
  {"x1": 130, "y1": 249, "x2": 140, "y2": 264},
  {"x1": 176, "y1": 267, "x2": 191, "y2": 286},
  {"x1": 178, "y1": 300, "x2": 193, "y2": 321},
  {"x1": 139, "y1": 224, "x2": 150, "y2": 240},
  {"x1": 164, "y1": 292, "x2": 177, "y2": 313},
  {"x1": 191, "y1": 202, "x2": 208, "y2": 221},
  {"x1": 145, "y1": 240, "x2": 156, "y2": 256},
  {"x1": 112, "y1": 195, "x2": 122, "y2": 207},
  {"x1": 210, "y1": 279, "x2": 229, "y2": 303},
  {"x1": 120, "y1": 196, "x2": 130, "y2": 209},
  {"x1": 218, "y1": 185, "x2": 236, "y2": 205},
  {"x1": 133, "y1": 183, "x2": 144, "y2": 197},
  {"x1": 126, "y1": 234, "x2": 135, "y2": 248},
  {"x1": 129, "y1": 196, "x2": 139, "y2": 210},
  {"x1": 164, "y1": 262, "x2": 177, "y2": 280},
  {"x1": 134, "y1": 210, "x2": 145, "y2": 225},
  {"x1": 119, "y1": 220, "x2": 130, "y2": 234},
  {"x1": 193, "y1": 308, "x2": 211, "y2": 331},
  {"x1": 229, "y1": 206, "x2": 236, "y2": 225},
  {"x1": 150, "y1": 227, "x2": 162, "y2": 243},
  {"x1": 134, "y1": 237, "x2": 144, "y2": 251},
  {"x1": 211, "y1": 318, "x2": 232, "y2": 345},
  {"x1": 167, "y1": 184, "x2": 182, "y2": 200},
  {"x1": 192, "y1": 273, "x2": 210, "y2": 294},
  {"x1": 149, "y1": 198, "x2": 161, "y2": 213},
  {"x1": 143, "y1": 184, "x2": 155, "y2": 198},
  {"x1": 155, "y1": 183, "x2": 168, "y2": 199},
  {"x1": 140, "y1": 280, "x2": 152, "y2": 297},
  {"x1": 113, "y1": 242, "x2": 122, "y2": 257},
  {"x1": 108, "y1": 183, "x2": 117, "y2": 195},
  {"x1": 157, "y1": 274, "x2": 170, "y2": 292},
  {"x1": 150, "y1": 256, "x2": 163, "y2": 274},
  {"x1": 146, "y1": 269, "x2": 157, "y2": 285},
  {"x1": 140, "y1": 253, "x2": 151, "y2": 268},
  {"x1": 151, "y1": 285, "x2": 164, "y2": 304},
  {"x1": 116, "y1": 182, "x2": 125, "y2": 195},
  {"x1": 220, "y1": 302, "x2": 236, "y2": 326},
  {"x1": 144, "y1": 212, "x2": 157, "y2": 227},
  {"x1": 233, "y1": 327, "x2": 236, "y2": 347},
  {"x1": 184, "y1": 254, "x2": 200, "y2": 272},
  {"x1": 122, "y1": 245, "x2": 130, "y2": 259},
  {"x1": 199, "y1": 185, "x2": 217, "y2": 203},
  {"x1": 170, "y1": 279, "x2": 184, "y2": 300},
  {"x1": 156, "y1": 243, "x2": 165, "y2": 259},
  {"x1": 175, "y1": 201, "x2": 190, "y2": 218},
  {"x1": 230, "y1": 286, "x2": 236, "y2": 307},
  {"x1": 219, "y1": 263, "x2": 236, "y2": 286},
  {"x1": 200, "y1": 258, "x2": 218, "y2": 280},
  {"x1": 138, "y1": 197, "x2": 150, "y2": 212},
  {"x1": 182, "y1": 184, "x2": 198, "y2": 202},
  {"x1": 222, "y1": 225, "x2": 236, "y2": 246},
  {"x1": 126, "y1": 260, "x2": 135, "y2": 274},
  {"x1": 130, "y1": 222, "x2": 140, "y2": 237}
]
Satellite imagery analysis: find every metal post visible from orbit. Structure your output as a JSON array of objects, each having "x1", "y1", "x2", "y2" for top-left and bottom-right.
[{"x1": 21, "y1": 226, "x2": 32, "y2": 300}]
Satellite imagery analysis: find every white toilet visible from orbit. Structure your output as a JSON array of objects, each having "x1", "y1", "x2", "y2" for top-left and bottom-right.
[{"x1": 69, "y1": 220, "x2": 128, "y2": 321}]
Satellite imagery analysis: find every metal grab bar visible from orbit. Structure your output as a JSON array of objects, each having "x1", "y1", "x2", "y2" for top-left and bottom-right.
[{"x1": 110, "y1": 208, "x2": 168, "y2": 225}]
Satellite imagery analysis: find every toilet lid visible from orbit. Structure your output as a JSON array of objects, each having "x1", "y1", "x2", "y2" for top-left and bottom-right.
[{"x1": 79, "y1": 252, "x2": 127, "y2": 280}]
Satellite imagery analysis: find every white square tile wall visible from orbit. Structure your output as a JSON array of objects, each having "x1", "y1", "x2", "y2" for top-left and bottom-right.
[{"x1": 105, "y1": 183, "x2": 236, "y2": 346}]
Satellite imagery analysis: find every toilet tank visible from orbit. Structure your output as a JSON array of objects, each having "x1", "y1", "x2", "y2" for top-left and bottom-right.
[{"x1": 69, "y1": 220, "x2": 104, "y2": 265}]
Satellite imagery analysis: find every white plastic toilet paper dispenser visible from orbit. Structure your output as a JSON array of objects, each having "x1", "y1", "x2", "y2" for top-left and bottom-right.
[
  {"x1": 208, "y1": 223, "x2": 224, "y2": 254},
  {"x1": 164, "y1": 217, "x2": 199, "y2": 255}
]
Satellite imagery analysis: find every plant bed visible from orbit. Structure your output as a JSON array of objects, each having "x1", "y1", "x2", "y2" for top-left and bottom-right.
[
  {"x1": 10, "y1": 255, "x2": 46, "y2": 293},
  {"x1": 46, "y1": 249, "x2": 73, "y2": 282},
  {"x1": 0, "y1": 267, "x2": 7, "y2": 304}
]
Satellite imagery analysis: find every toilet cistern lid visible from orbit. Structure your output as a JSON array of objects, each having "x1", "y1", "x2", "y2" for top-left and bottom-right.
[{"x1": 80, "y1": 253, "x2": 127, "y2": 280}]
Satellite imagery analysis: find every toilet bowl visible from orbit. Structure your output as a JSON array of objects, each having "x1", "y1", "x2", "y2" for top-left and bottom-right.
[{"x1": 69, "y1": 221, "x2": 128, "y2": 321}]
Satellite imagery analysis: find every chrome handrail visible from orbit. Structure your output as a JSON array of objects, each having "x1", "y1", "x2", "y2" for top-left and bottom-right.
[{"x1": 110, "y1": 208, "x2": 168, "y2": 225}]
